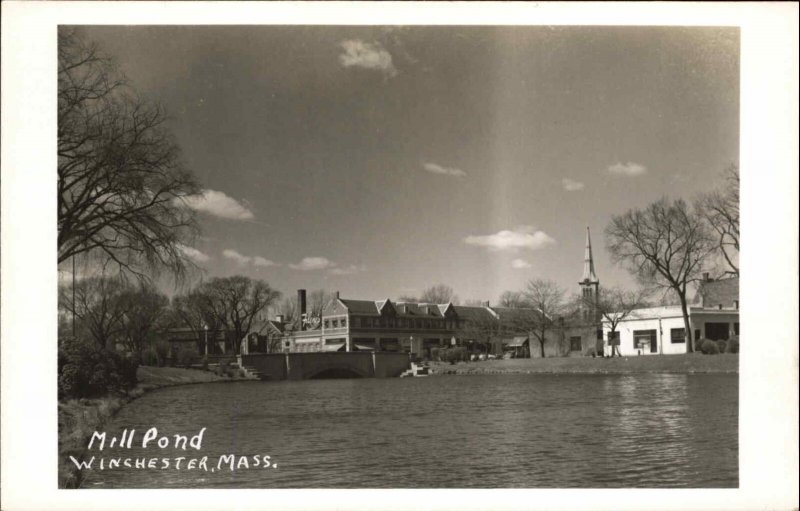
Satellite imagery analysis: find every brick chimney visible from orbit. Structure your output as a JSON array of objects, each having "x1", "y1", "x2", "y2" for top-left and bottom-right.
[
  {"x1": 703, "y1": 272, "x2": 711, "y2": 282},
  {"x1": 297, "y1": 289, "x2": 307, "y2": 331}
]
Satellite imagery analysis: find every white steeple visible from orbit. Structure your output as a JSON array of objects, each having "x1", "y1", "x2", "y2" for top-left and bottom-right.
[{"x1": 581, "y1": 226, "x2": 598, "y2": 284}]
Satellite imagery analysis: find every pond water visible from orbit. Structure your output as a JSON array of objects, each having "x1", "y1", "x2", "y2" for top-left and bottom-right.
[{"x1": 82, "y1": 373, "x2": 738, "y2": 488}]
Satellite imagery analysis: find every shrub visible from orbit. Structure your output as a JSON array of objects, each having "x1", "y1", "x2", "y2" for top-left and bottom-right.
[
  {"x1": 176, "y1": 347, "x2": 199, "y2": 368},
  {"x1": 700, "y1": 339, "x2": 720, "y2": 355},
  {"x1": 58, "y1": 337, "x2": 139, "y2": 399},
  {"x1": 727, "y1": 336, "x2": 740, "y2": 354},
  {"x1": 141, "y1": 348, "x2": 159, "y2": 367},
  {"x1": 716, "y1": 340, "x2": 727, "y2": 354},
  {"x1": 154, "y1": 340, "x2": 170, "y2": 367}
]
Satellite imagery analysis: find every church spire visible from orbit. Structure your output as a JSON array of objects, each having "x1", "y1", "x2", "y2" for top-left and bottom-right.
[{"x1": 581, "y1": 226, "x2": 598, "y2": 284}]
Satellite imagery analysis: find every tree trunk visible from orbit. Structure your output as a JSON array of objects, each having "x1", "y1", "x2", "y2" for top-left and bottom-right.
[
  {"x1": 678, "y1": 294, "x2": 694, "y2": 353},
  {"x1": 539, "y1": 337, "x2": 546, "y2": 358}
]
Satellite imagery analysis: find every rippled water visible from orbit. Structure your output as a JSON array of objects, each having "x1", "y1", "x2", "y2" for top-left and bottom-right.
[{"x1": 82, "y1": 373, "x2": 737, "y2": 488}]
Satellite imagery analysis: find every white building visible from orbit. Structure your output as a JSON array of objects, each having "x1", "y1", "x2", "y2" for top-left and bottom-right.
[{"x1": 602, "y1": 275, "x2": 739, "y2": 356}]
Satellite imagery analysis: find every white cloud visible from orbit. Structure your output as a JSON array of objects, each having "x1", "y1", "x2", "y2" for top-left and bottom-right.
[
  {"x1": 423, "y1": 162, "x2": 467, "y2": 178},
  {"x1": 252, "y1": 256, "x2": 277, "y2": 268},
  {"x1": 511, "y1": 258, "x2": 532, "y2": 269},
  {"x1": 339, "y1": 40, "x2": 397, "y2": 77},
  {"x1": 607, "y1": 162, "x2": 647, "y2": 177},
  {"x1": 181, "y1": 189, "x2": 254, "y2": 220},
  {"x1": 562, "y1": 178, "x2": 585, "y2": 191},
  {"x1": 222, "y1": 249, "x2": 252, "y2": 265},
  {"x1": 223, "y1": 249, "x2": 277, "y2": 268},
  {"x1": 329, "y1": 264, "x2": 366, "y2": 276},
  {"x1": 289, "y1": 257, "x2": 334, "y2": 271},
  {"x1": 178, "y1": 244, "x2": 210, "y2": 263},
  {"x1": 464, "y1": 226, "x2": 556, "y2": 252}
]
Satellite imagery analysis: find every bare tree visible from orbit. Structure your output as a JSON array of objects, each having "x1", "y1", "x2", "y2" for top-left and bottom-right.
[
  {"x1": 58, "y1": 28, "x2": 200, "y2": 281},
  {"x1": 195, "y1": 276, "x2": 282, "y2": 354},
  {"x1": 277, "y1": 295, "x2": 298, "y2": 325},
  {"x1": 118, "y1": 283, "x2": 170, "y2": 355},
  {"x1": 58, "y1": 274, "x2": 130, "y2": 349},
  {"x1": 307, "y1": 289, "x2": 335, "y2": 321},
  {"x1": 522, "y1": 279, "x2": 566, "y2": 358},
  {"x1": 420, "y1": 284, "x2": 459, "y2": 304},
  {"x1": 586, "y1": 286, "x2": 650, "y2": 357},
  {"x1": 696, "y1": 164, "x2": 739, "y2": 277},
  {"x1": 498, "y1": 290, "x2": 526, "y2": 308},
  {"x1": 606, "y1": 197, "x2": 714, "y2": 352}
]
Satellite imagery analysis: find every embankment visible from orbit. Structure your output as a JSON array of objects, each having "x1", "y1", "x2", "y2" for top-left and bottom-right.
[
  {"x1": 429, "y1": 353, "x2": 738, "y2": 375},
  {"x1": 58, "y1": 366, "x2": 246, "y2": 488}
]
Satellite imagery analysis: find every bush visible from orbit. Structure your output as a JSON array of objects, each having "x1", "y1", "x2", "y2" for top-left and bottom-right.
[
  {"x1": 727, "y1": 336, "x2": 740, "y2": 354},
  {"x1": 154, "y1": 341, "x2": 170, "y2": 367},
  {"x1": 176, "y1": 347, "x2": 199, "y2": 369},
  {"x1": 716, "y1": 340, "x2": 727, "y2": 353},
  {"x1": 700, "y1": 339, "x2": 720, "y2": 355},
  {"x1": 440, "y1": 347, "x2": 468, "y2": 364},
  {"x1": 58, "y1": 337, "x2": 139, "y2": 399},
  {"x1": 141, "y1": 348, "x2": 159, "y2": 367}
]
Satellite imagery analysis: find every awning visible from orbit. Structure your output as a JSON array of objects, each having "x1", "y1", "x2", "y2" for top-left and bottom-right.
[
  {"x1": 321, "y1": 343, "x2": 346, "y2": 352},
  {"x1": 354, "y1": 344, "x2": 376, "y2": 351},
  {"x1": 507, "y1": 336, "x2": 529, "y2": 347}
]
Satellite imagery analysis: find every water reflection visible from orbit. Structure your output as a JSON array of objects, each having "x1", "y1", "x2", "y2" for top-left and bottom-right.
[{"x1": 84, "y1": 373, "x2": 738, "y2": 488}]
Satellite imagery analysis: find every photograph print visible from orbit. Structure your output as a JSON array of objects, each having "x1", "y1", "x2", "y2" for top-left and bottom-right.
[{"x1": 56, "y1": 24, "x2": 741, "y2": 489}]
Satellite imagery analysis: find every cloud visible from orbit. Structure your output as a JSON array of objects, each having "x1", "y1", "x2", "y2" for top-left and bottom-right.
[
  {"x1": 223, "y1": 249, "x2": 277, "y2": 268},
  {"x1": 252, "y1": 256, "x2": 277, "y2": 268},
  {"x1": 607, "y1": 162, "x2": 647, "y2": 177},
  {"x1": 289, "y1": 257, "x2": 334, "y2": 271},
  {"x1": 177, "y1": 244, "x2": 210, "y2": 263},
  {"x1": 464, "y1": 226, "x2": 556, "y2": 252},
  {"x1": 562, "y1": 178, "x2": 585, "y2": 191},
  {"x1": 511, "y1": 258, "x2": 532, "y2": 269},
  {"x1": 181, "y1": 189, "x2": 254, "y2": 220},
  {"x1": 329, "y1": 264, "x2": 366, "y2": 276},
  {"x1": 423, "y1": 162, "x2": 467, "y2": 178},
  {"x1": 339, "y1": 40, "x2": 397, "y2": 77},
  {"x1": 222, "y1": 249, "x2": 252, "y2": 265}
]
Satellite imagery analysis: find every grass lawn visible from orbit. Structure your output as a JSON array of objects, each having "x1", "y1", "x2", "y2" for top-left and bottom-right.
[{"x1": 429, "y1": 353, "x2": 738, "y2": 375}]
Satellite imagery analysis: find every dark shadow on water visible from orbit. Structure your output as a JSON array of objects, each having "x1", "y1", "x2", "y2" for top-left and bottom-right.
[{"x1": 308, "y1": 368, "x2": 364, "y2": 379}]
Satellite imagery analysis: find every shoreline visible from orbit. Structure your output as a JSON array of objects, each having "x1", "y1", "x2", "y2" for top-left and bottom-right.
[
  {"x1": 428, "y1": 353, "x2": 739, "y2": 376},
  {"x1": 58, "y1": 366, "x2": 249, "y2": 489}
]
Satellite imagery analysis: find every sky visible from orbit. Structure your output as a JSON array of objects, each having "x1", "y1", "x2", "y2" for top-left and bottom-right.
[{"x1": 78, "y1": 25, "x2": 739, "y2": 303}]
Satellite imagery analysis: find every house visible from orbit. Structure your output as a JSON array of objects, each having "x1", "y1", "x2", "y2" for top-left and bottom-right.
[{"x1": 602, "y1": 275, "x2": 739, "y2": 356}]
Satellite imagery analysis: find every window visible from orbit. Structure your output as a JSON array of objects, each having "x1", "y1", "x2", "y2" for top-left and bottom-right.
[
  {"x1": 324, "y1": 320, "x2": 330, "y2": 329},
  {"x1": 570, "y1": 336, "x2": 582, "y2": 352},
  {"x1": 596, "y1": 329, "x2": 603, "y2": 340},
  {"x1": 341, "y1": 318, "x2": 347, "y2": 328},
  {"x1": 670, "y1": 328, "x2": 686, "y2": 344},
  {"x1": 734, "y1": 322, "x2": 739, "y2": 336},
  {"x1": 633, "y1": 329, "x2": 657, "y2": 353}
]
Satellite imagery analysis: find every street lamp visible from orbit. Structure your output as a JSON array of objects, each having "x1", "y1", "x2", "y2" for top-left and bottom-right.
[{"x1": 203, "y1": 323, "x2": 209, "y2": 356}]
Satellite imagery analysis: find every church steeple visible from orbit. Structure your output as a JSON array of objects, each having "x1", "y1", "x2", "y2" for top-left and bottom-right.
[
  {"x1": 579, "y1": 227, "x2": 599, "y2": 322},
  {"x1": 581, "y1": 226, "x2": 598, "y2": 284}
]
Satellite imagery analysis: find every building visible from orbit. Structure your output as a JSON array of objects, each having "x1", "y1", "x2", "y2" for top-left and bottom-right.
[
  {"x1": 279, "y1": 290, "x2": 543, "y2": 358},
  {"x1": 602, "y1": 274, "x2": 740, "y2": 356}
]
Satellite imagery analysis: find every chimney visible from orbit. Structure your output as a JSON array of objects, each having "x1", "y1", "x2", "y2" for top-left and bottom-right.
[
  {"x1": 703, "y1": 272, "x2": 711, "y2": 282},
  {"x1": 335, "y1": 290, "x2": 340, "y2": 300},
  {"x1": 275, "y1": 314, "x2": 284, "y2": 324},
  {"x1": 482, "y1": 300, "x2": 490, "y2": 307},
  {"x1": 734, "y1": 300, "x2": 739, "y2": 310},
  {"x1": 297, "y1": 289, "x2": 307, "y2": 331}
]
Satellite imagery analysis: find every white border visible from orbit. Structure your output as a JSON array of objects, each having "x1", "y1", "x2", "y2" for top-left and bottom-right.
[{"x1": 2, "y1": 2, "x2": 798, "y2": 511}]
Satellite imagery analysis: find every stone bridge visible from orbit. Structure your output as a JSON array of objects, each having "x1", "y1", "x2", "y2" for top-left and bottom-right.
[{"x1": 240, "y1": 352, "x2": 410, "y2": 381}]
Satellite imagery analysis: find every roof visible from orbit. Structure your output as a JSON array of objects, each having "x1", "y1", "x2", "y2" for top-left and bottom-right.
[
  {"x1": 452, "y1": 305, "x2": 496, "y2": 323},
  {"x1": 507, "y1": 336, "x2": 529, "y2": 347},
  {"x1": 693, "y1": 277, "x2": 739, "y2": 309},
  {"x1": 339, "y1": 299, "x2": 381, "y2": 315}
]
